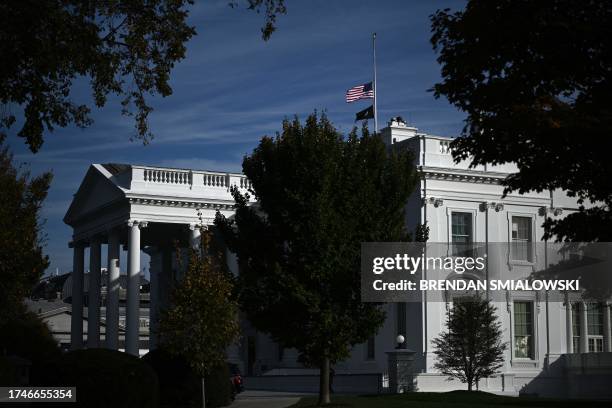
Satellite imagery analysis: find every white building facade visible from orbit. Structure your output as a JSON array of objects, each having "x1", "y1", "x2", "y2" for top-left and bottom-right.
[{"x1": 64, "y1": 119, "x2": 612, "y2": 398}]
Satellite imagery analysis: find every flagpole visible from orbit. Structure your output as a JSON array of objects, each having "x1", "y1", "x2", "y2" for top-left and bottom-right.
[{"x1": 373, "y1": 32, "x2": 378, "y2": 134}]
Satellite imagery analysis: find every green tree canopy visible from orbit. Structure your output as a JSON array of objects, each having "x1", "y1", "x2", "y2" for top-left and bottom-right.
[
  {"x1": 158, "y1": 229, "x2": 240, "y2": 407},
  {"x1": 215, "y1": 113, "x2": 418, "y2": 404},
  {"x1": 432, "y1": 295, "x2": 506, "y2": 391},
  {"x1": 0, "y1": 136, "x2": 51, "y2": 323},
  {"x1": 0, "y1": 0, "x2": 285, "y2": 152},
  {"x1": 431, "y1": 0, "x2": 612, "y2": 241}
]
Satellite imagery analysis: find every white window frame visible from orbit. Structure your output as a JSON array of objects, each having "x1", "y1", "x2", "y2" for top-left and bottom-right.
[
  {"x1": 510, "y1": 295, "x2": 539, "y2": 365},
  {"x1": 507, "y1": 212, "x2": 537, "y2": 266},
  {"x1": 587, "y1": 302, "x2": 605, "y2": 353},
  {"x1": 446, "y1": 208, "x2": 477, "y2": 259}
]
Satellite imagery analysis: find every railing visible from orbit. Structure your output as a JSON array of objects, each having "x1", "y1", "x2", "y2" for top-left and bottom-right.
[
  {"x1": 143, "y1": 168, "x2": 191, "y2": 185},
  {"x1": 132, "y1": 166, "x2": 253, "y2": 196}
]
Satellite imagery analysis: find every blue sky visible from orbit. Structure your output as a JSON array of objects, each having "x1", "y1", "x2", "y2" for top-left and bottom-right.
[{"x1": 7, "y1": 0, "x2": 466, "y2": 275}]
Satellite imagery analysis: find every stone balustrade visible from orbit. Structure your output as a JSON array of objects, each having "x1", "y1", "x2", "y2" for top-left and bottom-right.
[{"x1": 130, "y1": 165, "x2": 253, "y2": 200}]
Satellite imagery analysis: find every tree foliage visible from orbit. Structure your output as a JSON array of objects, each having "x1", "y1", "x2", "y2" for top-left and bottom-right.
[
  {"x1": 215, "y1": 113, "x2": 418, "y2": 404},
  {"x1": 0, "y1": 136, "x2": 51, "y2": 323},
  {"x1": 432, "y1": 295, "x2": 506, "y2": 391},
  {"x1": 431, "y1": 0, "x2": 612, "y2": 241},
  {"x1": 158, "y1": 229, "x2": 240, "y2": 378},
  {"x1": 0, "y1": 0, "x2": 286, "y2": 152}
]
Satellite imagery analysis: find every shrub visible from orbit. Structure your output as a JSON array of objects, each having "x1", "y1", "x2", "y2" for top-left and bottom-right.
[
  {"x1": 32, "y1": 349, "x2": 159, "y2": 408},
  {"x1": 0, "y1": 356, "x2": 20, "y2": 385},
  {"x1": 0, "y1": 311, "x2": 60, "y2": 365},
  {"x1": 205, "y1": 363, "x2": 232, "y2": 407},
  {"x1": 142, "y1": 348, "x2": 201, "y2": 408},
  {"x1": 142, "y1": 348, "x2": 233, "y2": 408}
]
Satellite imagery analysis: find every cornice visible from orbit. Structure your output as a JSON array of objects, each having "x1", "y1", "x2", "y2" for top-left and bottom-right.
[
  {"x1": 420, "y1": 166, "x2": 508, "y2": 184},
  {"x1": 126, "y1": 196, "x2": 236, "y2": 211}
]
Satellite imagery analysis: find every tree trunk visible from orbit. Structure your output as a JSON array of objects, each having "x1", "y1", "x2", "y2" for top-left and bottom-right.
[
  {"x1": 467, "y1": 379, "x2": 472, "y2": 391},
  {"x1": 318, "y1": 356, "x2": 331, "y2": 405},
  {"x1": 202, "y1": 377, "x2": 207, "y2": 408}
]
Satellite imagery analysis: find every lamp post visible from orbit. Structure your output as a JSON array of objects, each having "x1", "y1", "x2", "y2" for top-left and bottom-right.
[
  {"x1": 386, "y1": 334, "x2": 415, "y2": 393},
  {"x1": 396, "y1": 334, "x2": 405, "y2": 349}
]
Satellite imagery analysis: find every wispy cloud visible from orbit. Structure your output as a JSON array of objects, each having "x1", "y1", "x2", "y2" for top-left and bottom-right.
[{"x1": 7, "y1": 0, "x2": 465, "y2": 273}]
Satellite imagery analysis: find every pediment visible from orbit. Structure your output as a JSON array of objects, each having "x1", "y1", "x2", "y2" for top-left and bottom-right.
[{"x1": 63, "y1": 165, "x2": 125, "y2": 226}]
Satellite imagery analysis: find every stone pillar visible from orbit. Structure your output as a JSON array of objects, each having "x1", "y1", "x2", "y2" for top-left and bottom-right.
[
  {"x1": 565, "y1": 295, "x2": 573, "y2": 353},
  {"x1": 604, "y1": 303, "x2": 611, "y2": 352},
  {"x1": 148, "y1": 247, "x2": 160, "y2": 350},
  {"x1": 386, "y1": 349, "x2": 416, "y2": 393},
  {"x1": 87, "y1": 237, "x2": 102, "y2": 348},
  {"x1": 106, "y1": 229, "x2": 121, "y2": 350},
  {"x1": 126, "y1": 220, "x2": 146, "y2": 356},
  {"x1": 189, "y1": 224, "x2": 202, "y2": 249},
  {"x1": 70, "y1": 243, "x2": 85, "y2": 350},
  {"x1": 580, "y1": 302, "x2": 589, "y2": 353}
]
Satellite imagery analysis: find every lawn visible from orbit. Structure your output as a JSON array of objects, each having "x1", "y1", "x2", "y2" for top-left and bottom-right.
[{"x1": 288, "y1": 390, "x2": 610, "y2": 408}]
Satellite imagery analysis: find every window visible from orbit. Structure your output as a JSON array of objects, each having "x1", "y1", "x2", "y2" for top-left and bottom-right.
[
  {"x1": 587, "y1": 303, "x2": 604, "y2": 352},
  {"x1": 514, "y1": 301, "x2": 534, "y2": 359},
  {"x1": 571, "y1": 303, "x2": 581, "y2": 353},
  {"x1": 366, "y1": 336, "x2": 375, "y2": 360},
  {"x1": 511, "y1": 216, "x2": 533, "y2": 262},
  {"x1": 452, "y1": 212, "x2": 472, "y2": 243},
  {"x1": 451, "y1": 212, "x2": 472, "y2": 256},
  {"x1": 396, "y1": 303, "x2": 406, "y2": 338}
]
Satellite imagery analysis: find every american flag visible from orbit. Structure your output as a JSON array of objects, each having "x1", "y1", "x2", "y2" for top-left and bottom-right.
[{"x1": 345, "y1": 82, "x2": 374, "y2": 103}]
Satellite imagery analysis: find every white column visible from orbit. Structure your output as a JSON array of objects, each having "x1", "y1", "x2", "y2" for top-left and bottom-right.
[
  {"x1": 70, "y1": 242, "x2": 85, "y2": 350},
  {"x1": 148, "y1": 248, "x2": 160, "y2": 350},
  {"x1": 189, "y1": 224, "x2": 202, "y2": 249},
  {"x1": 87, "y1": 237, "x2": 102, "y2": 348},
  {"x1": 580, "y1": 302, "x2": 589, "y2": 353},
  {"x1": 126, "y1": 220, "x2": 146, "y2": 355},
  {"x1": 565, "y1": 299, "x2": 573, "y2": 353},
  {"x1": 106, "y1": 229, "x2": 121, "y2": 350},
  {"x1": 604, "y1": 303, "x2": 611, "y2": 352}
]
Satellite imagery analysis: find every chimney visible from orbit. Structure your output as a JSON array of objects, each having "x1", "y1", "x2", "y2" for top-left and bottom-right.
[{"x1": 380, "y1": 117, "x2": 418, "y2": 146}]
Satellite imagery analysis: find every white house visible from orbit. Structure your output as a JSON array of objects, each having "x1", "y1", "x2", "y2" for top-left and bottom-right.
[{"x1": 64, "y1": 118, "x2": 612, "y2": 398}]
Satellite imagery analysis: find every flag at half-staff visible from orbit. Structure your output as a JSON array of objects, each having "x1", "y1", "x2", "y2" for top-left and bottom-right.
[
  {"x1": 347, "y1": 33, "x2": 379, "y2": 131},
  {"x1": 355, "y1": 105, "x2": 374, "y2": 122},
  {"x1": 346, "y1": 82, "x2": 374, "y2": 103}
]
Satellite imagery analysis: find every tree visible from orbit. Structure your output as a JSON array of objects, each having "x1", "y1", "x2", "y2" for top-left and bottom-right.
[
  {"x1": 0, "y1": 0, "x2": 286, "y2": 152},
  {"x1": 430, "y1": 0, "x2": 612, "y2": 241},
  {"x1": 158, "y1": 228, "x2": 240, "y2": 408},
  {"x1": 432, "y1": 295, "x2": 506, "y2": 391},
  {"x1": 0, "y1": 135, "x2": 51, "y2": 324},
  {"x1": 215, "y1": 113, "x2": 418, "y2": 405}
]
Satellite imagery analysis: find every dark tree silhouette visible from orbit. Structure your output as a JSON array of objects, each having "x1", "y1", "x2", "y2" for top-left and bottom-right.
[
  {"x1": 0, "y1": 0, "x2": 286, "y2": 152},
  {"x1": 0, "y1": 135, "x2": 51, "y2": 323},
  {"x1": 433, "y1": 295, "x2": 506, "y2": 391},
  {"x1": 215, "y1": 113, "x2": 418, "y2": 405},
  {"x1": 431, "y1": 0, "x2": 612, "y2": 241}
]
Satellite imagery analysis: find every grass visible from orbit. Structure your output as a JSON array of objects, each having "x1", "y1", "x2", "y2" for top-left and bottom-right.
[{"x1": 288, "y1": 390, "x2": 610, "y2": 408}]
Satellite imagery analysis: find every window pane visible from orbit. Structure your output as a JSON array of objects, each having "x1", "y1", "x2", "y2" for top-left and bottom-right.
[
  {"x1": 587, "y1": 303, "x2": 603, "y2": 335},
  {"x1": 512, "y1": 217, "x2": 532, "y2": 241},
  {"x1": 511, "y1": 216, "x2": 533, "y2": 261},
  {"x1": 451, "y1": 213, "x2": 472, "y2": 243},
  {"x1": 514, "y1": 302, "x2": 534, "y2": 359},
  {"x1": 452, "y1": 212, "x2": 473, "y2": 256}
]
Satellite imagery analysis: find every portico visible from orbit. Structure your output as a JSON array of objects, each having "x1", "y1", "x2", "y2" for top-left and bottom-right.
[{"x1": 64, "y1": 163, "x2": 253, "y2": 354}]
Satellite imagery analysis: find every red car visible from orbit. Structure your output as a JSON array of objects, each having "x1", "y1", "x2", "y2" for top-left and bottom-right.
[{"x1": 229, "y1": 363, "x2": 244, "y2": 399}]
